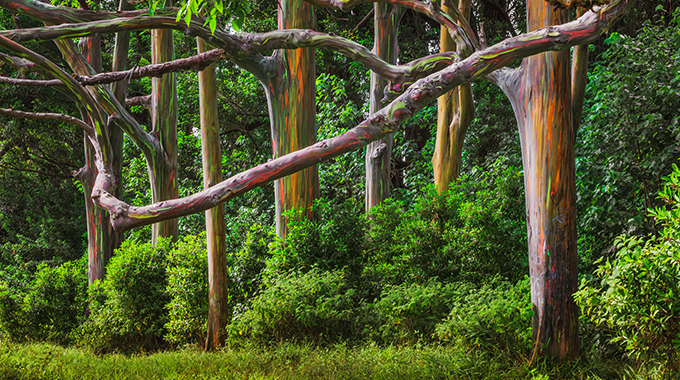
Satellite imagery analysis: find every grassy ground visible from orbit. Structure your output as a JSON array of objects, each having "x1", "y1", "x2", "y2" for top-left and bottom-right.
[{"x1": 0, "y1": 341, "x2": 653, "y2": 380}]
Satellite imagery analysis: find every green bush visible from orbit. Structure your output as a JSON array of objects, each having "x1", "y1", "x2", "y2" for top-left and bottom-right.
[
  {"x1": 266, "y1": 198, "x2": 366, "y2": 281},
  {"x1": 77, "y1": 239, "x2": 172, "y2": 353},
  {"x1": 434, "y1": 277, "x2": 532, "y2": 353},
  {"x1": 366, "y1": 159, "x2": 527, "y2": 286},
  {"x1": 372, "y1": 280, "x2": 459, "y2": 344},
  {"x1": 0, "y1": 258, "x2": 87, "y2": 345},
  {"x1": 22, "y1": 258, "x2": 88, "y2": 344},
  {"x1": 165, "y1": 234, "x2": 209, "y2": 347},
  {"x1": 230, "y1": 269, "x2": 357, "y2": 344},
  {"x1": 229, "y1": 223, "x2": 275, "y2": 313},
  {"x1": 575, "y1": 164, "x2": 680, "y2": 371}
]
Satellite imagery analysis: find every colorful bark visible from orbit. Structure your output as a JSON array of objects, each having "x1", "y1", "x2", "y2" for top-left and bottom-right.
[
  {"x1": 108, "y1": 0, "x2": 132, "y2": 255},
  {"x1": 432, "y1": 0, "x2": 473, "y2": 191},
  {"x1": 571, "y1": 8, "x2": 588, "y2": 133},
  {"x1": 497, "y1": 1, "x2": 580, "y2": 361},
  {"x1": 267, "y1": 0, "x2": 319, "y2": 236},
  {"x1": 197, "y1": 37, "x2": 229, "y2": 351},
  {"x1": 366, "y1": 3, "x2": 402, "y2": 211},
  {"x1": 150, "y1": 18, "x2": 179, "y2": 242},
  {"x1": 78, "y1": 35, "x2": 115, "y2": 284}
]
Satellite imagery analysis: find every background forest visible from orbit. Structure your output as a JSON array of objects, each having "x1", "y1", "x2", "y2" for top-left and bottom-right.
[{"x1": 0, "y1": 0, "x2": 678, "y2": 377}]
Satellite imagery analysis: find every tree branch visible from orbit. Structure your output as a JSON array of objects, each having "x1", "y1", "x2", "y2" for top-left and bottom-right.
[
  {"x1": 93, "y1": 0, "x2": 635, "y2": 232},
  {"x1": 0, "y1": 18, "x2": 458, "y2": 100},
  {"x1": 73, "y1": 48, "x2": 227, "y2": 85},
  {"x1": 126, "y1": 94, "x2": 151, "y2": 108},
  {"x1": 0, "y1": 76, "x2": 62, "y2": 86},
  {"x1": 0, "y1": 107, "x2": 93, "y2": 134}
]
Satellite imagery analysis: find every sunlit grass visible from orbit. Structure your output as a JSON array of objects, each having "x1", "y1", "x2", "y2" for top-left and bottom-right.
[{"x1": 0, "y1": 341, "x2": 645, "y2": 380}]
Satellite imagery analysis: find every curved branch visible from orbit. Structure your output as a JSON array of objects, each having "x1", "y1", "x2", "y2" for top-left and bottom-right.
[
  {"x1": 0, "y1": 35, "x2": 115, "y2": 195},
  {"x1": 74, "y1": 48, "x2": 227, "y2": 85},
  {"x1": 0, "y1": 18, "x2": 458, "y2": 98},
  {"x1": 0, "y1": 76, "x2": 62, "y2": 86},
  {"x1": 94, "y1": 0, "x2": 635, "y2": 232},
  {"x1": 0, "y1": 0, "x2": 174, "y2": 23},
  {"x1": 304, "y1": 0, "x2": 474, "y2": 54},
  {"x1": 0, "y1": 107, "x2": 93, "y2": 135}
]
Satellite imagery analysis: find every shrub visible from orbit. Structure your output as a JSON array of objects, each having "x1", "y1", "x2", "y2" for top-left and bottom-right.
[
  {"x1": 0, "y1": 257, "x2": 87, "y2": 345},
  {"x1": 165, "y1": 234, "x2": 209, "y2": 347},
  {"x1": 434, "y1": 277, "x2": 532, "y2": 353},
  {"x1": 266, "y1": 198, "x2": 367, "y2": 281},
  {"x1": 575, "y1": 164, "x2": 680, "y2": 371},
  {"x1": 77, "y1": 239, "x2": 172, "y2": 353},
  {"x1": 22, "y1": 258, "x2": 88, "y2": 344},
  {"x1": 365, "y1": 159, "x2": 527, "y2": 286},
  {"x1": 229, "y1": 223, "x2": 275, "y2": 313},
  {"x1": 230, "y1": 269, "x2": 357, "y2": 345},
  {"x1": 372, "y1": 280, "x2": 459, "y2": 344}
]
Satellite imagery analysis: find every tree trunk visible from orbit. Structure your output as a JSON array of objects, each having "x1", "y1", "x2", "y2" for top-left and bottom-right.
[
  {"x1": 149, "y1": 15, "x2": 179, "y2": 242},
  {"x1": 197, "y1": 36, "x2": 229, "y2": 351},
  {"x1": 78, "y1": 36, "x2": 113, "y2": 285},
  {"x1": 501, "y1": 0, "x2": 580, "y2": 361},
  {"x1": 365, "y1": 4, "x2": 401, "y2": 211},
  {"x1": 266, "y1": 0, "x2": 318, "y2": 237},
  {"x1": 432, "y1": 0, "x2": 474, "y2": 192},
  {"x1": 107, "y1": 0, "x2": 132, "y2": 252}
]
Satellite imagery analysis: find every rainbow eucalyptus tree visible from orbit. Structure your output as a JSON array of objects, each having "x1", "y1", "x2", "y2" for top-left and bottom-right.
[
  {"x1": 365, "y1": 4, "x2": 403, "y2": 211},
  {"x1": 0, "y1": 0, "x2": 634, "y2": 357},
  {"x1": 268, "y1": 0, "x2": 319, "y2": 236},
  {"x1": 432, "y1": 0, "x2": 474, "y2": 191},
  {"x1": 196, "y1": 35, "x2": 228, "y2": 350},
  {"x1": 149, "y1": 1, "x2": 179, "y2": 242}
]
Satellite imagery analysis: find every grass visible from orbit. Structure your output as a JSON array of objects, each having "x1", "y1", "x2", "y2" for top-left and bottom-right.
[{"x1": 0, "y1": 341, "x2": 645, "y2": 380}]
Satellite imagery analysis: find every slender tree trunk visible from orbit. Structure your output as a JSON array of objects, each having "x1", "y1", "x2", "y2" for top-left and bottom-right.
[
  {"x1": 150, "y1": 13, "x2": 179, "y2": 242},
  {"x1": 432, "y1": 0, "x2": 474, "y2": 192},
  {"x1": 197, "y1": 37, "x2": 229, "y2": 351},
  {"x1": 107, "y1": 0, "x2": 132, "y2": 251},
  {"x1": 571, "y1": 8, "x2": 588, "y2": 133},
  {"x1": 501, "y1": 0, "x2": 579, "y2": 360},
  {"x1": 365, "y1": 4, "x2": 402, "y2": 211},
  {"x1": 77, "y1": 36, "x2": 113, "y2": 284},
  {"x1": 266, "y1": 0, "x2": 318, "y2": 236}
]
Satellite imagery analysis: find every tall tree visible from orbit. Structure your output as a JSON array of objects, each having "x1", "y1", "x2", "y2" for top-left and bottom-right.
[
  {"x1": 365, "y1": 4, "x2": 402, "y2": 211},
  {"x1": 149, "y1": 1, "x2": 179, "y2": 242},
  {"x1": 196, "y1": 36, "x2": 228, "y2": 350},
  {"x1": 490, "y1": 0, "x2": 600, "y2": 360},
  {"x1": 267, "y1": 0, "x2": 319, "y2": 236},
  {"x1": 432, "y1": 0, "x2": 474, "y2": 191}
]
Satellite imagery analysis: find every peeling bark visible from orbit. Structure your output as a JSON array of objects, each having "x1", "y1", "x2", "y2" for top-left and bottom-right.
[
  {"x1": 197, "y1": 36, "x2": 229, "y2": 351},
  {"x1": 149, "y1": 8, "x2": 179, "y2": 242},
  {"x1": 267, "y1": 0, "x2": 319, "y2": 237},
  {"x1": 432, "y1": 0, "x2": 474, "y2": 191},
  {"x1": 365, "y1": 3, "x2": 402, "y2": 211}
]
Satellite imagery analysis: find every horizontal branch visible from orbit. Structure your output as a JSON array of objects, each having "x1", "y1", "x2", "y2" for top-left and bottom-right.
[
  {"x1": 73, "y1": 48, "x2": 227, "y2": 85},
  {"x1": 126, "y1": 95, "x2": 151, "y2": 108},
  {"x1": 0, "y1": 107, "x2": 93, "y2": 134},
  {"x1": 0, "y1": 76, "x2": 62, "y2": 86},
  {"x1": 93, "y1": 0, "x2": 634, "y2": 232}
]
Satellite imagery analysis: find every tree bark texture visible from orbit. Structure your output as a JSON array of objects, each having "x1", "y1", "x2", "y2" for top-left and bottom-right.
[
  {"x1": 365, "y1": 3, "x2": 402, "y2": 211},
  {"x1": 432, "y1": 0, "x2": 473, "y2": 192},
  {"x1": 197, "y1": 36, "x2": 229, "y2": 351},
  {"x1": 149, "y1": 16, "x2": 179, "y2": 242},
  {"x1": 498, "y1": 0, "x2": 580, "y2": 361},
  {"x1": 78, "y1": 35, "x2": 114, "y2": 284},
  {"x1": 267, "y1": 0, "x2": 319, "y2": 236}
]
